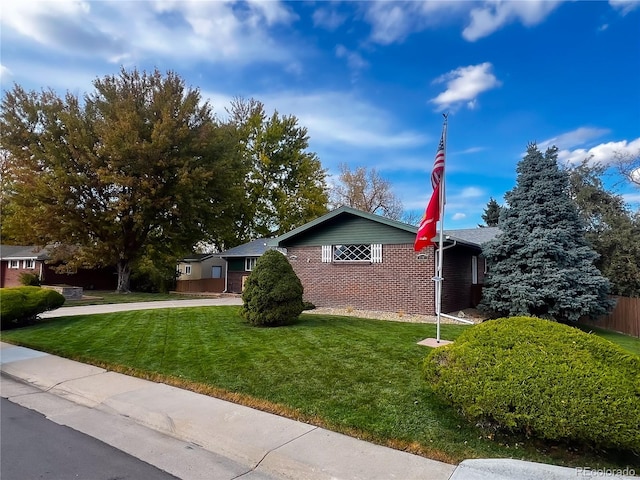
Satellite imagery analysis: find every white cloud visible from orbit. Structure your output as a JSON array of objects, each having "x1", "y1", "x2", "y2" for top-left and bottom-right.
[
  {"x1": 609, "y1": 0, "x2": 640, "y2": 15},
  {"x1": 0, "y1": 0, "x2": 298, "y2": 66},
  {"x1": 463, "y1": 1, "x2": 563, "y2": 41},
  {"x1": 313, "y1": 7, "x2": 347, "y2": 30},
  {"x1": 557, "y1": 137, "x2": 640, "y2": 166},
  {"x1": 363, "y1": 1, "x2": 462, "y2": 45},
  {"x1": 205, "y1": 89, "x2": 427, "y2": 152},
  {"x1": 335, "y1": 45, "x2": 369, "y2": 72},
  {"x1": 430, "y1": 62, "x2": 501, "y2": 110},
  {"x1": 538, "y1": 127, "x2": 610, "y2": 151},
  {"x1": 0, "y1": 64, "x2": 12, "y2": 83},
  {"x1": 452, "y1": 213, "x2": 467, "y2": 220},
  {"x1": 459, "y1": 186, "x2": 486, "y2": 199}
]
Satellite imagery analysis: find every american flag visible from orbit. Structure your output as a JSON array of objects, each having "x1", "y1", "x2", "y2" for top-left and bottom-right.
[
  {"x1": 414, "y1": 119, "x2": 447, "y2": 251},
  {"x1": 431, "y1": 132, "x2": 445, "y2": 189}
]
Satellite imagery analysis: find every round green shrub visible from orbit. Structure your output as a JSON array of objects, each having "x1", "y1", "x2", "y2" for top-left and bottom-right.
[
  {"x1": 241, "y1": 250, "x2": 304, "y2": 327},
  {"x1": 0, "y1": 286, "x2": 65, "y2": 329},
  {"x1": 423, "y1": 316, "x2": 640, "y2": 452},
  {"x1": 19, "y1": 272, "x2": 41, "y2": 286}
]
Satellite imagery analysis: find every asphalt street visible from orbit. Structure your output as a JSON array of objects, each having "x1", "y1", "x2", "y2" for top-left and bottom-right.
[{"x1": 1, "y1": 397, "x2": 179, "y2": 480}]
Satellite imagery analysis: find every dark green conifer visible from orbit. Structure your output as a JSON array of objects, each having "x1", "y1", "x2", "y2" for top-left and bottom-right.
[{"x1": 480, "y1": 144, "x2": 613, "y2": 322}]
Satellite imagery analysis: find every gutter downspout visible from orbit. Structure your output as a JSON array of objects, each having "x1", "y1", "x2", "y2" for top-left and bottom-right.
[{"x1": 222, "y1": 259, "x2": 228, "y2": 293}]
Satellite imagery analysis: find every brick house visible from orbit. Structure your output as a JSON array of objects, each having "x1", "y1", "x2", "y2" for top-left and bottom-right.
[
  {"x1": 271, "y1": 207, "x2": 500, "y2": 316},
  {"x1": 0, "y1": 245, "x2": 117, "y2": 290},
  {"x1": 0, "y1": 245, "x2": 49, "y2": 288}
]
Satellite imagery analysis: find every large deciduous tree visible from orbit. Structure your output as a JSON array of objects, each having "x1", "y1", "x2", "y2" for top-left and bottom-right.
[
  {"x1": 480, "y1": 144, "x2": 613, "y2": 322},
  {"x1": 330, "y1": 163, "x2": 403, "y2": 220},
  {"x1": 227, "y1": 98, "x2": 328, "y2": 241},
  {"x1": 1, "y1": 68, "x2": 242, "y2": 292},
  {"x1": 568, "y1": 161, "x2": 640, "y2": 297}
]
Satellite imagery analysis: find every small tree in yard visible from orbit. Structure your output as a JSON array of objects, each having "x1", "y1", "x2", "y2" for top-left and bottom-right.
[
  {"x1": 241, "y1": 250, "x2": 304, "y2": 326},
  {"x1": 480, "y1": 144, "x2": 613, "y2": 322}
]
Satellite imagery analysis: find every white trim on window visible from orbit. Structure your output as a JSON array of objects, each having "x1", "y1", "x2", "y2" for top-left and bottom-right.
[
  {"x1": 245, "y1": 257, "x2": 257, "y2": 271},
  {"x1": 8, "y1": 260, "x2": 19, "y2": 269},
  {"x1": 185, "y1": 265, "x2": 192, "y2": 275},
  {"x1": 321, "y1": 244, "x2": 383, "y2": 263},
  {"x1": 24, "y1": 259, "x2": 35, "y2": 269}
]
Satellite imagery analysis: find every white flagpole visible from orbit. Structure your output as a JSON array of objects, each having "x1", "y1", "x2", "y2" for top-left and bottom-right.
[{"x1": 435, "y1": 114, "x2": 448, "y2": 342}]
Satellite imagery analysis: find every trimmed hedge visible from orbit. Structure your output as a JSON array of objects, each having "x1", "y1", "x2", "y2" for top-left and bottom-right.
[
  {"x1": 424, "y1": 316, "x2": 640, "y2": 452},
  {"x1": 241, "y1": 250, "x2": 304, "y2": 327},
  {"x1": 0, "y1": 286, "x2": 65, "y2": 330}
]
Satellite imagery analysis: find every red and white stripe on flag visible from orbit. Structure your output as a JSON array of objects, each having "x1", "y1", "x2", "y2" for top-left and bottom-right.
[{"x1": 414, "y1": 128, "x2": 446, "y2": 251}]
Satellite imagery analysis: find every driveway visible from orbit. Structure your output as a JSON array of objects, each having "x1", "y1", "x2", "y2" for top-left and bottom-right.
[{"x1": 40, "y1": 297, "x2": 243, "y2": 318}]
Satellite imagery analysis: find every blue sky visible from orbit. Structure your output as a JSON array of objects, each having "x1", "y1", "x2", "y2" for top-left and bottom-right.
[{"x1": 2, "y1": 0, "x2": 639, "y2": 228}]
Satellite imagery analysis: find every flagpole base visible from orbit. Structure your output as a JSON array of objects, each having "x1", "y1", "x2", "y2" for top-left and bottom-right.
[{"x1": 417, "y1": 338, "x2": 453, "y2": 348}]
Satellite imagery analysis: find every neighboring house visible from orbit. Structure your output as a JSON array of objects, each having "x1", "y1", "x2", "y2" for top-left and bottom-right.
[
  {"x1": 271, "y1": 206, "x2": 500, "y2": 316},
  {"x1": 175, "y1": 253, "x2": 227, "y2": 293},
  {"x1": 0, "y1": 245, "x2": 48, "y2": 288},
  {"x1": 218, "y1": 238, "x2": 273, "y2": 293},
  {"x1": 0, "y1": 245, "x2": 117, "y2": 290}
]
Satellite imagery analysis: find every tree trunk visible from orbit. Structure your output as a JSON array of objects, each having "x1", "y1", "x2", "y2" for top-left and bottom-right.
[{"x1": 116, "y1": 260, "x2": 131, "y2": 293}]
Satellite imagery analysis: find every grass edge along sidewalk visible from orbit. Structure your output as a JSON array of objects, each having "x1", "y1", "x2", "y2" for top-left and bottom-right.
[{"x1": 2, "y1": 305, "x2": 638, "y2": 470}]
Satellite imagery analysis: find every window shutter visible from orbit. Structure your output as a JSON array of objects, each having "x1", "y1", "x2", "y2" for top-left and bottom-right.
[
  {"x1": 371, "y1": 244, "x2": 382, "y2": 263},
  {"x1": 322, "y1": 245, "x2": 332, "y2": 263}
]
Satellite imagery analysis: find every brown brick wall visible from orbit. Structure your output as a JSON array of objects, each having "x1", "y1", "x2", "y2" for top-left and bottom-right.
[
  {"x1": 286, "y1": 244, "x2": 436, "y2": 315},
  {"x1": 0, "y1": 261, "x2": 45, "y2": 287}
]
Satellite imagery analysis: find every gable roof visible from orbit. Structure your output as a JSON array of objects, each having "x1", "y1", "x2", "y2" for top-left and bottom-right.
[
  {"x1": 274, "y1": 206, "x2": 417, "y2": 246},
  {"x1": 0, "y1": 245, "x2": 49, "y2": 261},
  {"x1": 218, "y1": 238, "x2": 272, "y2": 258},
  {"x1": 273, "y1": 206, "x2": 501, "y2": 249}
]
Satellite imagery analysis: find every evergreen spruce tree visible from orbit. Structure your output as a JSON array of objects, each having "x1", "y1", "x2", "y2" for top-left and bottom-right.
[
  {"x1": 480, "y1": 144, "x2": 613, "y2": 322},
  {"x1": 480, "y1": 197, "x2": 501, "y2": 227}
]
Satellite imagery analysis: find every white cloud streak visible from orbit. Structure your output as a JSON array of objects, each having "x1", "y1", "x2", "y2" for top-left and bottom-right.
[
  {"x1": 538, "y1": 127, "x2": 610, "y2": 151},
  {"x1": 557, "y1": 137, "x2": 640, "y2": 166},
  {"x1": 463, "y1": 1, "x2": 563, "y2": 41},
  {"x1": 430, "y1": 62, "x2": 501, "y2": 110},
  {"x1": 0, "y1": 0, "x2": 298, "y2": 66}
]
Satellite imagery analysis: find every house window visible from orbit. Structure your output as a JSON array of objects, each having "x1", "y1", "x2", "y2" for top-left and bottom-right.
[
  {"x1": 322, "y1": 244, "x2": 383, "y2": 263},
  {"x1": 185, "y1": 265, "x2": 192, "y2": 275},
  {"x1": 24, "y1": 259, "x2": 35, "y2": 269},
  {"x1": 245, "y1": 258, "x2": 257, "y2": 271},
  {"x1": 212, "y1": 266, "x2": 222, "y2": 278},
  {"x1": 9, "y1": 260, "x2": 19, "y2": 269}
]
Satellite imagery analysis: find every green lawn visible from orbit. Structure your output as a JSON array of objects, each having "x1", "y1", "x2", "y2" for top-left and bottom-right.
[{"x1": 2, "y1": 306, "x2": 637, "y2": 469}]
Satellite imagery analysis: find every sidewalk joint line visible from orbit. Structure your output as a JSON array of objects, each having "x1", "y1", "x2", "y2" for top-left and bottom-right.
[
  {"x1": 42, "y1": 370, "x2": 108, "y2": 394},
  {"x1": 239, "y1": 425, "x2": 319, "y2": 478}
]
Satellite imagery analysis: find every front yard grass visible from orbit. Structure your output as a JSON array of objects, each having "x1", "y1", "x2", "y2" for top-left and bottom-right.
[{"x1": 2, "y1": 306, "x2": 637, "y2": 469}]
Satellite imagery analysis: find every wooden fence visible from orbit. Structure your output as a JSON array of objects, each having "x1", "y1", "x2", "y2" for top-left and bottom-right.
[
  {"x1": 579, "y1": 296, "x2": 640, "y2": 338},
  {"x1": 175, "y1": 278, "x2": 225, "y2": 293}
]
